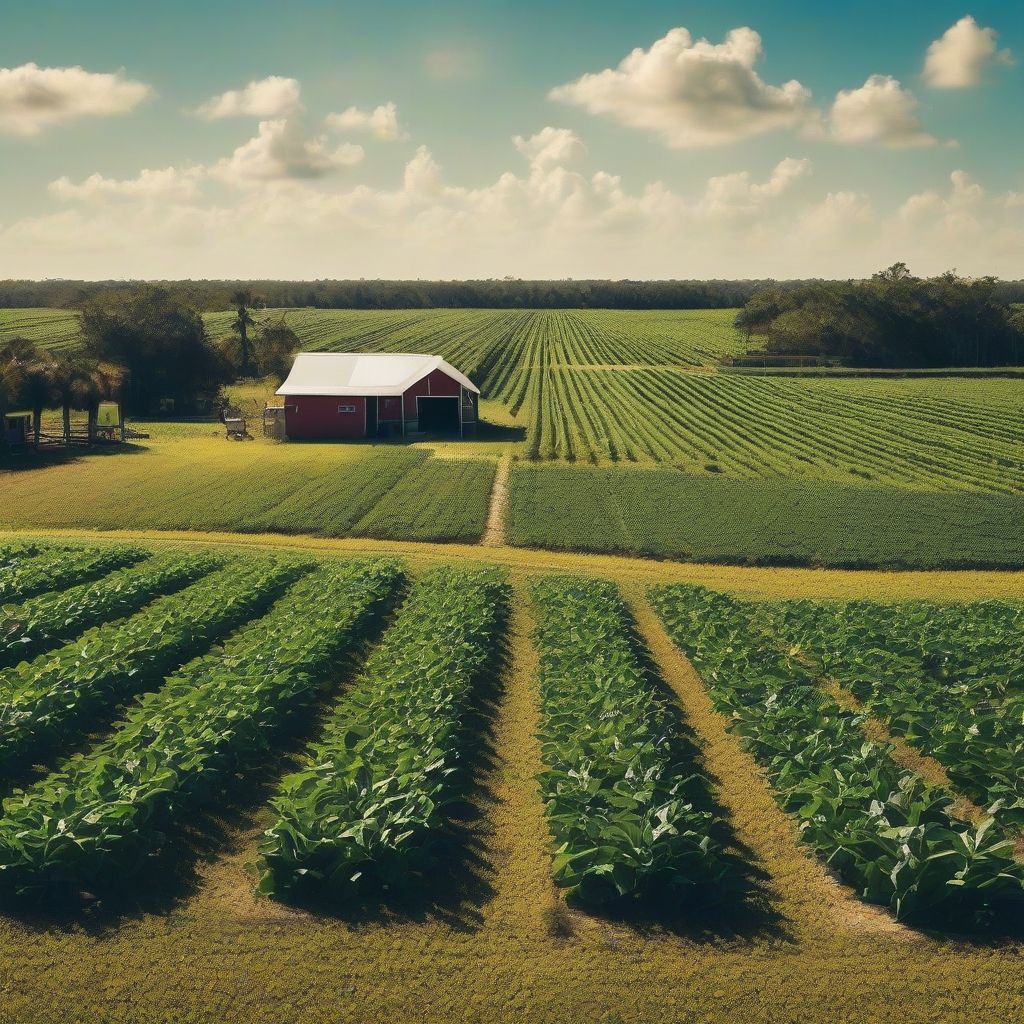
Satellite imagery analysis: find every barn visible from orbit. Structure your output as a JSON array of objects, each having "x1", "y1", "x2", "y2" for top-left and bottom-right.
[{"x1": 275, "y1": 352, "x2": 480, "y2": 441}]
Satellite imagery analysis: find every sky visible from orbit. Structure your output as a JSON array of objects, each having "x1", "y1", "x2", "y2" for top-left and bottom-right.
[{"x1": 1, "y1": 0, "x2": 1022, "y2": 280}]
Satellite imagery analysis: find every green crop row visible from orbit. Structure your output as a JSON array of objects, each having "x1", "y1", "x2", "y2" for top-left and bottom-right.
[
  {"x1": 0, "y1": 544, "x2": 147, "y2": 604},
  {"x1": 0, "y1": 551, "x2": 221, "y2": 668},
  {"x1": 771, "y1": 599, "x2": 1024, "y2": 826},
  {"x1": 531, "y1": 576, "x2": 729, "y2": 906},
  {"x1": 259, "y1": 565, "x2": 508, "y2": 901},
  {"x1": 649, "y1": 584, "x2": 1024, "y2": 925},
  {"x1": 0, "y1": 540, "x2": 79, "y2": 571},
  {"x1": 352, "y1": 458, "x2": 497, "y2": 543},
  {"x1": 0, "y1": 560, "x2": 400, "y2": 896},
  {"x1": 0, "y1": 556, "x2": 308, "y2": 773}
]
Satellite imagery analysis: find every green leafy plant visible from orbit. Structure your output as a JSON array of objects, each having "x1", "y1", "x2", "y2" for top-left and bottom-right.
[
  {"x1": 259, "y1": 565, "x2": 508, "y2": 901},
  {"x1": 532, "y1": 576, "x2": 728, "y2": 906},
  {"x1": 0, "y1": 543, "x2": 147, "y2": 604},
  {"x1": 0, "y1": 559, "x2": 400, "y2": 897},
  {"x1": 0, "y1": 555, "x2": 308, "y2": 773},
  {"x1": 0, "y1": 551, "x2": 221, "y2": 668},
  {"x1": 649, "y1": 584, "x2": 1024, "y2": 925}
]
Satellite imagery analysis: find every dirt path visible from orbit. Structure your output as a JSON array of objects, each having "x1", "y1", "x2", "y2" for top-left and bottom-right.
[
  {"x1": 481, "y1": 457, "x2": 510, "y2": 547},
  {"x1": 5, "y1": 526, "x2": 1023, "y2": 602},
  {"x1": 622, "y1": 584, "x2": 909, "y2": 941},
  {"x1": 822, "y1": 677, "x2": 990, "y2": 826}
]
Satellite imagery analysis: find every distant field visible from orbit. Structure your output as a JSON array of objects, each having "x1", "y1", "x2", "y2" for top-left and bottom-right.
[
  {"x1": 506, "y1": 462, "x2": 1024, "y2": 568},
  {"x1": 0, "y1": 307, "x2": 81, "y2": 352},
  {"x1": 5, "y1": 306, "x2": 1023, "y2": 493}
]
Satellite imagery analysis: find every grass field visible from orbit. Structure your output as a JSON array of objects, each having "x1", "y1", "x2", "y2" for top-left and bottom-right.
[
  {"x1": 0, "y1": 423, "x2": 497, "y2": 544},
  {"x1": 0, "y1": 534, "x2": 1021, "y2": 1024}
]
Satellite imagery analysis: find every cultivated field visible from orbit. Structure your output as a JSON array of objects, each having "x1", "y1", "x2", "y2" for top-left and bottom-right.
[
  {"x1": 0, "y1": 425, "x2": 495, "y2": 544},
  {"x1": 0, "y1": 536, "x2": 1021, "y2": 1024}
]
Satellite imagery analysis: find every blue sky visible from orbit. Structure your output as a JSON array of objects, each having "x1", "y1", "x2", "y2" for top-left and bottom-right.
[{"x1": 1, "y1": 1, "x2": 1021, "y2": 279}]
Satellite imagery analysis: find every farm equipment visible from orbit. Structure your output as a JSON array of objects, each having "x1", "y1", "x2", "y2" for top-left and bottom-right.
[{"x1": 224, "y1": 416, "x2": 252, "y2": 441}]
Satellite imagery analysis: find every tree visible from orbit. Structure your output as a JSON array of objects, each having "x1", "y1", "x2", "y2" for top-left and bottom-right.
[
  {"x1": 49, "y1": 357, "x2": 97, "y2": 444},
  {"x1": 737, "y1": 266, "x2": 1023, "y2": 368},
  {"x1": 253, "y1": 319, "x2": 299, "y2": 380},
  {"x1": 81, "y1": 286, "x2": 230, "y2": 415},
  {"x1": 0, "y1": 340, "x2": 27, "y2": 456},
  {"x1": 81, "y1": 362, "x2": 126, "y2": 444},
  {"x1": 18, "y1": 349, "x2": 57, "y2": 450},
  {"x1": 230, "y1": 289, "x2": 260, "y2": 377}
]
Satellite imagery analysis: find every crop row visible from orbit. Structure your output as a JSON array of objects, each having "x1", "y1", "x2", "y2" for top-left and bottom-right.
[
  {"x1": 520, "y1": 367, "x2": 1024, "y2": 491},
  {"x1": 260, "y1": 565, "x2": 508, "y2": 900},
  {"x1": 531, "y1": 576, "x2": 729, "y2": 906},
  {"x1": 0, "y1": 556, "x2": 307, "y2": 774},
  {"x1": 0, "y1": 560, "x2": 399, "y2": 896},
  {"x1": 649, "y1": 584, "x2": 1024, "y2": 924},
  {"x1": 0, "y1": 544, "x2": 147, "y2": 604},
  {"x1": 772, "y1": 598, "x2": 1024, "y2": 826},
  {"x1": 0, "y1": 551, "x2": 221, "y2": 668}
]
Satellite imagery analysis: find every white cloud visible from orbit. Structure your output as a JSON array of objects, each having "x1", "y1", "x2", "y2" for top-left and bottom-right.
[
  {"x1": 828, "y1": 75, "x2": 937, "y2": 147},
  {"x1": 326, "y1": 102, "x2": 405, "y2": 140},
  {"x1": 512, "y1": 127, "x2": 586, "y2": 169},
  {"x1": 549, "y1": 26, "x2": 811, "y2": 148},
  {"x1": 900, "y1": 169, "x2": 984, "y2": 226},
  {"x1": 923, "y1": 16, "x2": 1013, "y2": 88},
  {"x1": 7, "y1": 137, "x2": 1024, "y2": 280},
  {"x1": 799, "y1": 191, "x2": 873, "y2": 236},
  {"x1": 0, "y1": 62, "x2": 150, "y2": 136},
  {"x1": 194, "y1": 76, "x2": 301, "y2": 120},
  {"x1": 210, "y1": 119, "x2": 363, "y2": 184},
  {"x1": 49, "y1": 166, "x2": 203, "y2": 202},
  {"x1": 699, "y1": 157, "x2": 811, "y2": 217}
]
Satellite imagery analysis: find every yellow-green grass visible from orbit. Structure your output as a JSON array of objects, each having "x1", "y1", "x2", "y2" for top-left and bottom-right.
[
  {"x1": 5, "y1": 527, "x2": 1024, "y2": 602},
  {"x1": 0, "y1": 532, "x2": 1021, "y2": 1024},
  {"x1": 0, "y1": 424, "x2": 498, "y2": 543}
]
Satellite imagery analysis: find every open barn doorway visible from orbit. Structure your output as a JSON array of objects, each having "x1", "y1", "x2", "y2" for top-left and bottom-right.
[{"x1": 418, "y1": 396, "x2": 460, "y2": 435}]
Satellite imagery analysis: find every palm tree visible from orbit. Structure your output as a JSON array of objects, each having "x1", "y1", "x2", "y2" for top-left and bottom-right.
[
  {"x1": 230, "y1": 289, "x2": 258, "y2": 377},
  {"x1": 49, "y1": 357, "x2": 93, "y2": 444},
  {"x1": 0, "y1": 341, "x2": 26, "y2": 456},
  {"x1": 18, "y1": 349, "x2": 56, "y2": 450}
]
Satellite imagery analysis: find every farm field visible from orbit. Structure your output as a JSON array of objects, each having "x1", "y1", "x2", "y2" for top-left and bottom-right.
[
  {"x1": 0, "y1": 534, "x2": 1021, "y2": 1024},
  {"x1": 506, "y1": 463, "x2": 1024, "y2": 568},
  {"x1": 5, "y1": 306, "x2": 1023, "y2": 488},
  {"x1": 4, "y1": 305, "x2": 1024, "y2": 567},
  {"x1": 0, "y1": 423, "x2": 496, "y2": 544}
]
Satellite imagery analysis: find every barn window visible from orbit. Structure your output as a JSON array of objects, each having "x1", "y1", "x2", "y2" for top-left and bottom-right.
[{"x1": 338, "y1": 404, "x2": 356, "y2": 413}]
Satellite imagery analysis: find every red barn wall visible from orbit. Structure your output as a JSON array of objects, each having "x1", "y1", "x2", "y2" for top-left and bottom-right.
[
  {"x1": 403, "y1": 369, "x2": 461, "y2": 420},
  {"x1": 378, "y1": 396, "x2": 402, "y2": 422},
  {"x1": 285, "y1": 396, "x2": 366, "y2": 440}
]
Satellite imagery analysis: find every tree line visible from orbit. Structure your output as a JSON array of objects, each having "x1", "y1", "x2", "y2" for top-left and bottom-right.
[
  {"x1": 1, "y1": 287, "x2": 299, "y2": 442},
  {"x1": 734, "y1": 265, "x2": 1024, "y2": 368},
  {"x1": 0, "y1": 278, "x2": 826, "y2": 311}
]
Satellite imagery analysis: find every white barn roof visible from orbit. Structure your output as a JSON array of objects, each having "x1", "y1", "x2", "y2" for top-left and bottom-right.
[{"x1": 276, "y1": 352, "x2": 480, "y2": 398}]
